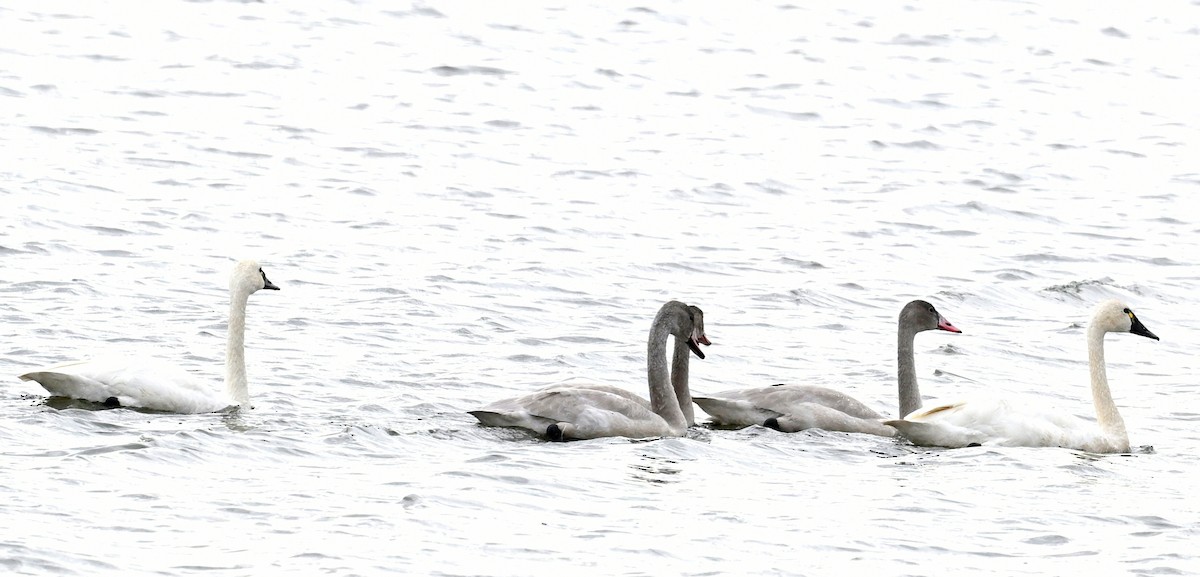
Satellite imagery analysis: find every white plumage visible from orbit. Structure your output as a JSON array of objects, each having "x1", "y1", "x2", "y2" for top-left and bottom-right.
[{"x1": 19, "y1": 260, "x2": 280, "y2": 413}]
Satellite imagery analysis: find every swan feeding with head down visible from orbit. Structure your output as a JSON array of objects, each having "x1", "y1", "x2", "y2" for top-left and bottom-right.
[
  {"x1": 19, "y1": 260, "x2": 280, "y2": 413},
  {"x1": 886, "y1": 299, "x2": 1159, "y2": 453},
  {"x1": 469, "y1": 300, "x2": 711, "y2": 441},
  {"x1": 692, "y1": 300, "x2": 960, "y2": 435}
]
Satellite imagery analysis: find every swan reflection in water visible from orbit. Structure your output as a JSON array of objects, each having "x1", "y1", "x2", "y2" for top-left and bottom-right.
[{"x1": 628, "y1": 453, "x2": 683, "y2": 485}]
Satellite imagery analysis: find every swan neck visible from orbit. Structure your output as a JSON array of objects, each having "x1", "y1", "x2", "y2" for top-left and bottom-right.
[
  {"x1": 226, "y1": 290, "x2": 251, "y2": 405},
  {"x1": 897, "y1": 325, "x2": 921, "y2": 418},
  {"x1": 1088, "y1": 324, "x2": 1127, "y2": 444},
  {"x1": 648, "y1": 318, "x2": 687, "y2": 435},
  {"x1": 671, "y1": 337, "x2": 695, "y2": 426}
]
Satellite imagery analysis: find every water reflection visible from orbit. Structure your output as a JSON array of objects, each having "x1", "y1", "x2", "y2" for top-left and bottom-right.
[
  {"x1": 628, "y1": 453, "x2": 682, "y2": 485},
  {"x1": 43, "y1": 396, "x2": 117, "y2": 412}
]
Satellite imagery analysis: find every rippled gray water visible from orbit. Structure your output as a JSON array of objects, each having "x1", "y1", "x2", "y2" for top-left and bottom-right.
[{"x1": 3, "y1": 0, "x2": 1198, "y2": 575}]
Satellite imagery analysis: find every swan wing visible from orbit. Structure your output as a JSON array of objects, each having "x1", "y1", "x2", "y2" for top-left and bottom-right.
[
  {"x1": 470, "y1": 387, "x2": 669, "y2": 440},
  {"x1": 888, "y1": 397, "x2": 1121, "y2": 451},
  {"x1": 755, "y1": 384, "x2": 883, "y2": 419},
  {"x1": 20, "y1": 358, "x2": 229, "y2": 414},
  {"x1": 691, "y1": 395, "x2": 780, "y2": 427},
  {"x1": 887, "y1": 399, "x2": 1023, "y2": 447},
  {"x1": 694, "y1": 384, "x2": 881, "y2": 427},
  {"x1": 769, "y1": 402, "x2": 897, "y2": 436},
  {"x1": 538, "y1": 382, "x2": 651, "y2": 409}
]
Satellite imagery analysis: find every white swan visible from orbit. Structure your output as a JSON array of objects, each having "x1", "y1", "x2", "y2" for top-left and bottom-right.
[
  {"x1": 692, "y1": 300, "x2": 960, "y2": 435},
  {"x1": 469, "y1": 300, "x2": 711, "y2": 440},
  {"x1": 885, "y1": 299, "x2": 1159, "y2": 453},
  {"x1": 19, "y1": 260, "x2": 279, "y2": 413}
]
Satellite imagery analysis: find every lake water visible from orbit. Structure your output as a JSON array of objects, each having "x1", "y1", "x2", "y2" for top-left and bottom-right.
[{"x1": 2, "y1": 0, "x2": 1198, "y2": 575}]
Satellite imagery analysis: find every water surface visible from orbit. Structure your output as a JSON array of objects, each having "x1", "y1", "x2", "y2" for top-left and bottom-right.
[{"x1": 2, "y1": 1, "x2": 1198, "y2": 575}]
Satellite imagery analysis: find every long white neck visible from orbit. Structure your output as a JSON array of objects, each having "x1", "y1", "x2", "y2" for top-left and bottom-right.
[
  {"x1": 1087, "y1": 324, "x2": 1128, "y2": 446},
  {"x1": 671, "y1": 336, "x2": 694, "y2": 426},
  {"x1": 225, "y1": 289, "x2": 251, "y2": 405},
  {"x1": 647, "y1": 318, "x2": 688, "y2": 436},
  {"x1": 897, "y1": 324, "x2": 921, "y2": 418}
]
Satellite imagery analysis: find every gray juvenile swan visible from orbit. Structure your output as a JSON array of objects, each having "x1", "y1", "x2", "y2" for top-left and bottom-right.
[
  {"x1": 886, "y1": 299, "x2": 1158, "y2": 452},
  {"x1": 692, "y1": 300, "x2": 959, "y2": 435},
  {"x1": 469, "y1": 300, "x2": 711, "y2": 441},
  {"x1": 19, "y1": 260, "x2": 279, "y2": 413}
]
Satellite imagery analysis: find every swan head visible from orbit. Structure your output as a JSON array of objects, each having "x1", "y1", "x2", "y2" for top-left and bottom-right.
[
  {"x1": 659, "y1": 301, "x2": 711, "y2": 359},
  {"x1": 1093, "y1": 299, "x2": 1158, "y2": 340},
  {"x1": 685, "y1": 304, "x2": 712, "y2": 358},
  {"x1": 900, "y1": 299, "x2": 961, "y2": 334},
  {"x1": 230, "y1": 259, "x2": 281, "y2": 295}
]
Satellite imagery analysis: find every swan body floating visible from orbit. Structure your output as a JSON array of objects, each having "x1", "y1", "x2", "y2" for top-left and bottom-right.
[
  {"x1": 692, "y1": 300, "x2": 959, "y2": 436},
  {"x1": 886, "y1": 299, "x2": 1158, "y2": 453},
  {"x1": 469, "y1": 300, "x2": 711, "y2": 441},
  {"x1": 19, "y1": 260, "x2": 279, "y2": 413}
]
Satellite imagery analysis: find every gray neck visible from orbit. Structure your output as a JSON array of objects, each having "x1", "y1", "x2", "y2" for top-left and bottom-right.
[
  {"x1": 897, "y1": 324, "x2": 921, "y2": 418},
  {"x1": 225, "y1": 290, "x2": 250, "y2": 405},
  {"x1": 1088, "y1": 324, "x2": 1127, "y2": 441},
  {"x1": 648, "y1": 317, "x2": 688, "y2": 435},
  {"x1": 671, "y1": 336, "x2": 694, "y2": 426}
]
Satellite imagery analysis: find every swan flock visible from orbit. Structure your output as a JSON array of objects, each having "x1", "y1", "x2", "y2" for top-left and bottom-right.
[{"x1": 16, "y1": 261, "x2": 1161, "y2": 453}]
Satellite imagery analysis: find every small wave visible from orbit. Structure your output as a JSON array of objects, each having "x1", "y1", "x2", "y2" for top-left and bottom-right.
[
  {"x1": 745, "y1": 105, "x2": 820, "y2": 121},
  {"x1": 1042, "y1": 278, "x2": 1141, "y2": 297},
  {"x1": 1015, "y1": 253, "x2": 1087, "y2": 263},
  {"x1": 383, "y1": 7, "x2": 444, "y2": 18},
  {"x1": 28, "y1": 126, "x2": 100, "y2": 136},
  {"x1": 887, "y1": 33, "x2": 952, "y2": 46},
  {"x1": 870, "y1": 139, "x2": 941, "y2": 150},
  {"x1": 958, "y1": 200, "x2": 1064, "y2": 223},
  {"x1": 82, "y1": 225, "x2": 133, "y2": 236},
  {"x1": 429, "y1": 65, "x2": 512, "y2": 77},
  {"x1": 780, "y1": 257, "x2": 825, "y2": 269},
  {"x1": 128, "y1": 157, "x2": 197, "y2": 168},
  {"x1": 199, "y1": 147, "x2": 271, "y2": 159}
]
